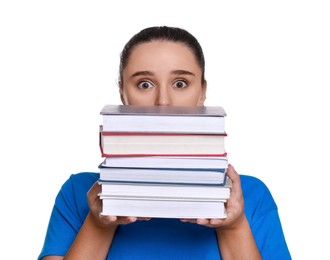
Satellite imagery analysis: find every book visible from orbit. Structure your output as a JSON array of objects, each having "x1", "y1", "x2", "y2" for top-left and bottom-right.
[
  {"x1": 102, "y1": 155, "x2": 228, "y2": 169},
  {"x1": 99, "y1": 178, "x2": 232, "y2": 200},
  {"x1": 99, "y1": 164, "x2": 227, "y2": 185},
  {"x1": 100, "y1": 197, "x2": 227, "y2": 219},
  {"x1": 100, "y1": 104, "x2": 226, "y2": 134},
  {"x1": 100, "y1": 131, "x2": 226, "y2": 156}
]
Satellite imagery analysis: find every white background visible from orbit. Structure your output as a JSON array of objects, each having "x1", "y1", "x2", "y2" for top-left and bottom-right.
[{"x1": 1, "y1": 1, "x2": 329, "y2": 259}]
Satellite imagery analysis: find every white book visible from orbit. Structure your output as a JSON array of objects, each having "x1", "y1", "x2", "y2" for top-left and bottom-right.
[
  {"x1": 102, "y1": 156, "x2": 228, "y2": 169},
  {"x1": 99, "y1": 178, "x2": 232, "y2": 200},
  {"x1": 100, "y1": 197, "x2": 227, "y2": 219}
]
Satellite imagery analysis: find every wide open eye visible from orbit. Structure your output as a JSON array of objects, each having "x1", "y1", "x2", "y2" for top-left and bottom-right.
[
  {"x1": 137, "y1": 81, "x2": 154, "y2": 90},
  {"x1": 173, "y1": 80, "x2": 188, "y2": 89}
]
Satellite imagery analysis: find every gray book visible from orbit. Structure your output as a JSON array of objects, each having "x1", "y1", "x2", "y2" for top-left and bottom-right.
[{"x1": 100, "y1": 104, "x2": 226, "y2": 134}]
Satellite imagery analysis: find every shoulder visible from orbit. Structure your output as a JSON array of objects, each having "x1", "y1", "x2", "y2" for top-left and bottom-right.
[
  {"x1": 61, "y1": 172, "x2": 99, "y2": 191},
  {"x1": 240, "y1": 175, "x2": 278, "y2": 218},
  {"x1": 240, "y1": 175, "x2": 270, "y2": 194},
  {"x1": 58, "y1": 172, "x2": 99, "y2": 204},
  {"x1": 55, "y1": 172, "x2": 100, "y2": 220}
]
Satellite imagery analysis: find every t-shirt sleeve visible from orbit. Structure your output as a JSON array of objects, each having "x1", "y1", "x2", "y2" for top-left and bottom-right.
[
  {"x1": 242, "y1": 176, "x2": 291, "y2": 260},
  {"x1": 38, "y1": 173, "x2": 94, "y2": 259},
  {"x1": 253, "y1": 209, "x2": 291, "y2": 260}
]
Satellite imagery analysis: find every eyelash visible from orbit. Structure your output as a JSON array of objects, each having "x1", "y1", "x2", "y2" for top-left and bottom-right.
[
  {"x1": 137, "y1": 80, "x2": 188, "y2": 90},
  {"x1": 136, "y1": 80, "x2": 153, "y2": 90},
  {"x1": 173, "y1": 80, "x2": 188, "y2": 89}
]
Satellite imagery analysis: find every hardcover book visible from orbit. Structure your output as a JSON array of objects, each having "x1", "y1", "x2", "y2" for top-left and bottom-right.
[
  {"x1": 100, "y1": 104, "x2": 226, "y2": 134},
  {"x1": 99, "y1": 177, "x2": 232, "y2": 200},
  {"x1": 102, "y1": 155, "x2": 228, "y2": 169},
  {"x1": 99, "y1": 164, "x2": 227, "y2": 185},
  {"x1": 100, "y1": 197, "x2": 227, "y2": 219},
  {"x1": 100, "y1": 131, "x2": 226, "y2": 156}
]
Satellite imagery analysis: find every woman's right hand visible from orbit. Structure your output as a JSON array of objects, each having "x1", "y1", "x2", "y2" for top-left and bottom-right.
[{"x1": 87, "y1": 181, "x2": 151, "y2": 229}]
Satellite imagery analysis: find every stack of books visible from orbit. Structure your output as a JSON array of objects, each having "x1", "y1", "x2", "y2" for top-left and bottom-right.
[{"x1": 97, "y1": 105, "x2": 231, "y2": 219}]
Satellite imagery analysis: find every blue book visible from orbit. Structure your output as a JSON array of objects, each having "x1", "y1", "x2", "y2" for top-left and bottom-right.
[{"x1": 99, "y1": 163, "x2": 227, "y2": 186}]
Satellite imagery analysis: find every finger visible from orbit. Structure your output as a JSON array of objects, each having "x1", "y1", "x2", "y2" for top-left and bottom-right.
[
  {"x1": 120, "y1": 216, "x2": 137, "y2": 224},
  {"x1": 87, "y1": 182, "x2": 102, "y2": 210},
  {"x1": 196, "y1": 218, "x2": 209, "y2": 225},
  {"x1": 100, "y1": 215, "x2": 137, "y2": 225},
  {"x1": 209, "y1": 218, "x2": 224, "y2": 226},
  {"x1": 87, "y1": 182, "x2": 101, "y2": 200},
  {"x1": 137, "y1": 217, "x2": 152, "y2": 221},
  {"x1": 100, "y1": 215, "x2": 118, "y2": 223},
  {"x1": 227, "y1": 164, "x2": 242, "y2": 195},
  {"x1": 180, "y1": 218, "x2": 197, "y2": 223}
]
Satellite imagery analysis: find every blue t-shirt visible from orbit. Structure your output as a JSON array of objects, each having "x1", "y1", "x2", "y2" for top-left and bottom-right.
[{"x1": 38, "y1": 173, "x2": 291, "y2": 259}]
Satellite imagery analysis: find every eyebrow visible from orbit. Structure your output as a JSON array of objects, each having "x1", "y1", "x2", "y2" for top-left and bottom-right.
[
  {"x1": 131, "y1": 71, "x2": 154, "y2": 78},
  {"x1": 130, "y1": 70, "x2": 196, "y2": 78},
  {"x1": 171, "y1": 70, "x2": 196, "y2": 77}
]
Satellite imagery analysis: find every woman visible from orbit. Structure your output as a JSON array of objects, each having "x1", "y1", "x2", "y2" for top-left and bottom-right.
[{"x1": 38, "y1": 26, "x2": 291, "y2": 260}]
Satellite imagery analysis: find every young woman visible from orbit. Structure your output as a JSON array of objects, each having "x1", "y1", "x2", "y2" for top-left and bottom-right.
[{"x1": 38, "y1": 26, "x2": 291, "y2": 260}]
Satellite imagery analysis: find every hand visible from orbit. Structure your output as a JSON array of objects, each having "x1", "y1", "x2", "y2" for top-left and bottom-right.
[
  {"x1": 180, "y1": 164, "x2": 245, "y2": 229},
  {"x1": 87, "y1": 181, "x2": 151, "y2": 229}
]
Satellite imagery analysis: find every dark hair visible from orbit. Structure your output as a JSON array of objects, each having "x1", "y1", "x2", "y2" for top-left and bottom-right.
[{"x1": 119, "y1": 26, "x2": 205, "y2": 85}]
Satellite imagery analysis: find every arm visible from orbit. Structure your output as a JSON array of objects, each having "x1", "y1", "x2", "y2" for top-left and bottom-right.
[
  {"x1": 42, "y1": 182, "x2": 140, "y2": 260},
  {"x1": 216, "y1": 164, "x2": 261, "y2": 259},
  {"x1": 42, "y1": 212, "x2": 116, "y2": 260},
  {"x1": 216, "y1": 215, "x2": 260, "y2": 260}
]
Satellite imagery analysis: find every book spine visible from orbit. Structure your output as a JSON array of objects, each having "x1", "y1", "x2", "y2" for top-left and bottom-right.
[
  {"x1": 101, "y1": 132, "x2": 227, "y2": 136},
  {"x1": 101, "y1": 152, "x2": 228, "y2": 157}
]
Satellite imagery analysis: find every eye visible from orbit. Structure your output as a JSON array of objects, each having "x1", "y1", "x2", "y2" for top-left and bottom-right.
[
  {"x1": 137, "y1": 81, "x2": 154, "y2": 90},
  {"x1": 173, "y1": 80, "x2": 187, "y2": 89}
]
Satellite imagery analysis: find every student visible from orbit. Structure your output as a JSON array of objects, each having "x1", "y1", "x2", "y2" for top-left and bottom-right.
[{"x1": 38, "y1": 26, "x2": 291, "y2": 260}]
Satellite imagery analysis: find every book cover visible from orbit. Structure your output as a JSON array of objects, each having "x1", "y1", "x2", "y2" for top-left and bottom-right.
[
  {"x1": 99, "y1": 129, "x2": 227, "y2": 157},
  {"x1": 100, "y1": 197, "x2": 227, "y2": 219},
  {"x1": 100, "y1": 104, "x2": 226, "y2": 117},
  {"x1": 100, "y1": 105, "x2": 226, "y2": 134},
  {"x1": 99, "y1": 178, "x2": 232, "y2": 200},
  {"x1": 102, "y1": 155, "x2": 228, "y2": 169},
  {"x1": 99, "y1": 164, "x2": 227, "y2": 185}
]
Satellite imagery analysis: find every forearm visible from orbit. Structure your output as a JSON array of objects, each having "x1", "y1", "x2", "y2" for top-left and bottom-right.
[
  {"x1": 64, "y1": 212, "x2": 117, "y2": 260},
  {"x1": 216, "y1": 215, "x2": 261, "y2": 260}
]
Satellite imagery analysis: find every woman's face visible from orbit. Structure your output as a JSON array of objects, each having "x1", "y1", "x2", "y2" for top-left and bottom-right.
[{"x1": 120, "y1": 40, "x2": 207, "y2": 106}]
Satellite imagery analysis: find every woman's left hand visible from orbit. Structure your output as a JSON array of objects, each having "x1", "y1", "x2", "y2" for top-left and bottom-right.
[{"x1": 180, "y1": 164, "x2": 245, "y2": 229}]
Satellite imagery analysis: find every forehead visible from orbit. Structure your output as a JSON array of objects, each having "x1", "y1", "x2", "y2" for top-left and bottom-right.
[{"x1": 125, "y1": 40, "x2": 200, "y2": 72}]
